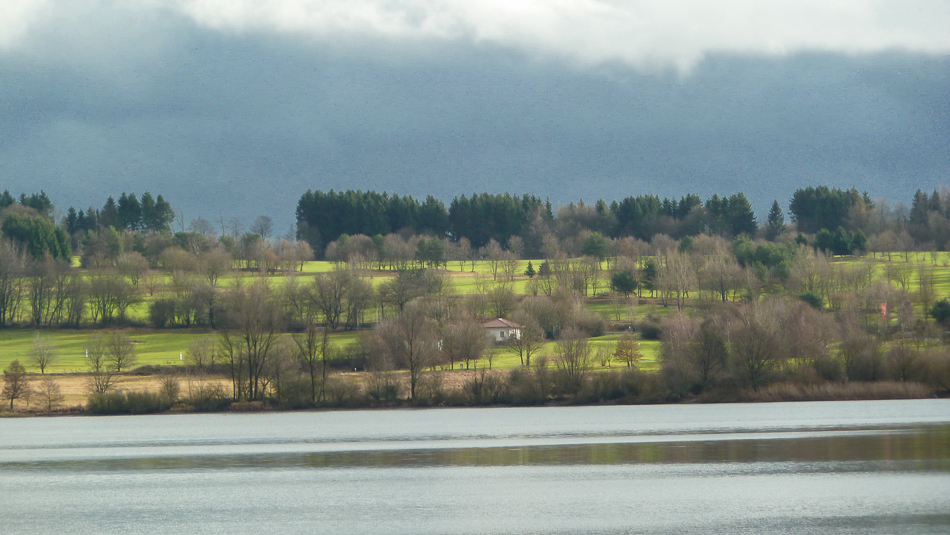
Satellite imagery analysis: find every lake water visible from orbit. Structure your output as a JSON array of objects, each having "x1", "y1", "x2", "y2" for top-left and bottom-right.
[{"x1": 1, "y1": 400, "x2": 949, "y2": 534}]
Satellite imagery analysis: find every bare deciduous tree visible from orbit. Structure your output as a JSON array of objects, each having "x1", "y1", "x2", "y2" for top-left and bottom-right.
[
  {"x1": 0, "y1": 239, "x2": 26, "y2": 327},
  {"x1": 107, "y1": 331, "x2": 137, "y2": 372},
  {"x1": 86, "y1": 334, "x2": 117, "y2": 395},
  {"x1": 552, "y1": 327, "x2": 591, "y2": 395},
  {"x1": 507, "y1": 312, "x2": 545, "y2": 367},
  {"x1": 3, "y1": 360, "x2": 31, "y2": 410},
  {"x1": 293, "y1": 317, "x2": 332, "y2": 404},
  {"x1": 189, "y1": 216, "x2": 217, "y2": 237},
  {"x1": 888, "y1": 340, "x2": 920, "y2": 382},
  {"x1": 29, "y1": 334, "x2": 57, "y2": 374},
  {"x1": 116, "y1": 252, "x2": 150, "y2": 286},
  {"x1": 88, "y1": 270, "x2": 141, "y2": 325},
  {"x1": 481, "y1": 239, "x2": 504, "y2": 281},
  {"x1": 250, "y1": 215, "x2": 273, "y2": 240},
  {"x1": 37, "y1": 376, "x2": 64, "y2": 412},
  {"x1": 310, "y1": 270, "x2": 348, "y2": 329},
  {"x1": 441, "y1": 318, "x2": 487, "y2": 370},
  {"x1": 199, "y1": 249, "x2": 233, "y2": 287},
  {"x1": 691, "y1": 319, "x2": 728, "y2": 390},
  {"x1": 375, "y1": 301, "x2": 441, "y2": 400},
  {"x1": 186, "y1": 336, "x2": 219, "y2": 371},
  {"x1": 219, "y1": 281, "x2": 285, "y2": 401},
  {"x1": 728, "y1": 300, "x2": 784, "y2": 391},
  {"x1": 484, "y1": 282, "x2": 517, "y2": 319}
]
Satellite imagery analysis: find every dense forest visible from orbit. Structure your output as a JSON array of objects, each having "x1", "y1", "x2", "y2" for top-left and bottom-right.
[{"x1": 293, "y1": 185, "x2": 922, "y2": 259}]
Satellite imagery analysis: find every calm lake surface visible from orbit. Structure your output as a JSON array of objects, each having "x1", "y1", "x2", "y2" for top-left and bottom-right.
[{"x1": 2, "y1": 400, "x2": 949, "y2": 534}]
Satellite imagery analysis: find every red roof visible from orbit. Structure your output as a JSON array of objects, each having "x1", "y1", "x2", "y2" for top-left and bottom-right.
[{"x1": 482, "y1": 318, "x2": 521, "y2": 329}]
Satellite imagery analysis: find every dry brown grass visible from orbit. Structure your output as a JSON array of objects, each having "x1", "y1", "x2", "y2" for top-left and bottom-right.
[
  {"x1": 0, "y1": 368, "x2": 499, "y2": 415},
  {"x1": 1, "y1": 373, "x2": 231, "y2": 415},
  {"x1": 745, "y1": 381, "x2": 934, "y2": 402},
  {"x1": 4, "y1": 370, "x2": 936, "y2": 415}
]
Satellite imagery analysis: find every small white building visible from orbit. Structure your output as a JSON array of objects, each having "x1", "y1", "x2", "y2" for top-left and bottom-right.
[{"x1": 482, "y1": 318, "x2": 521, "y2": 342}]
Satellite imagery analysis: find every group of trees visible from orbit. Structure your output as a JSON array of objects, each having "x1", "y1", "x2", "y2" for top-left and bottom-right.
[
  {"x1": 0, "y1": 189, "x2": 323, "y2": 330},
  {"x1": 154, "y1": 257, "x2": 618, "y2": 404},
  {"x1": 295, "y1": 190, "x2": 454, "y2": 251},
  {"x1": 65, "y1": 192, "x2": 175, "y2": 237},
  {"x1": 296, "y1": 190, "x2": 551, "y2": 254},
  {"x1": 657, "y1": 291, "x2": 950, "y2": 398},
  {"x1": 297, "y1": 189, "x2": 764, "y2": 258},
  {"x1": 4, "y1": 182, "x2": 950, "y2": 411},
  {"x1": 299, "y1": 184, "x2": 950, "y2": 266},
  {"x1": 1, "y1": 331, "x2": 140, "y2": 411}
]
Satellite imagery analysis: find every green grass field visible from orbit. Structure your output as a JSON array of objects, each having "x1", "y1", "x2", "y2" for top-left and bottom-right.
[
  {"x1": 0, "y1": 329, "x2": 207, "y2": 372},
  {"x1": 0, "y1": 325, "x2": 660, "y2": 374},
  {"x1": 0, "y1": 251, "x2": 943, "y2": 375}
]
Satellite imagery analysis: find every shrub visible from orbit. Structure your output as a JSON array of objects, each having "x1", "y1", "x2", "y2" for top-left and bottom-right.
[
  {"x1": 578, "y1": 372, "x2": 623, "y2": 403},
  {"x1": 931, "y1": 299, "x2": 950, "y2": 326},
  {"x1": 919, "y1": 349, "x2": 950, "y2": 392},
  {"x1": 274, "y1": 375, "x2": 312, "y2": 409},
  {"x1": 184, "y1": 381, "x2": 232, "y2": 412},
  {"x1": 159, "y1": 376, "x2": 181, "y2": 403},
  {"x1": 149, "y1": 299, "x2": 176, "y2": 328},
  {"x1": 412, "y1": 373, "x2": 445, "y2": 406},
  {"x1": 797, "y1": 291, "x2": 824, "y2": 310},
  {"x1": 87, "y1": 390, "x2": 171, "y2": 414},
  {"x1": 572, "y1": 307, "x2": 606, "y2": 337},
  {"x1": 366, "y1": 374, "x2": 401, "y2": 403},
  {"x1": 810, "y1": 355, "x2": 845, "y2": 382},
  {"x1": 503, "y1": 358, "x2": 555, "y2": 405},
  {"x1": 463, "y1": 371, "x2": 509, "y2": 405},
  {"x1": 324, "y1": 377, "x2": 364, "y2": 407},
  {"x1": 578, "y1": 369, "x2": 651, "y2": 403},
  {"x1": 636, "y1": 315, "x2": 662, "y2": 340}
]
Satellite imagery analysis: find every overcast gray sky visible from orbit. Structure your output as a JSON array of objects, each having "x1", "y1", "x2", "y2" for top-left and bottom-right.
[{"x1": 2, "y1": 0, "x2": 949, "y2": 232}]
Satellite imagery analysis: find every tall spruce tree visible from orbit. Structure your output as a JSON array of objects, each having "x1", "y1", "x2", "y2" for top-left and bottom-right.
[{"x1": 765, "y1": 200, "x2": 786, "y2": 241}]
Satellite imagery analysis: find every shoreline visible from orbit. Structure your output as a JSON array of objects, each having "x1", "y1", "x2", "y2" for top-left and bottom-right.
[{"x1": 0, "y1": 369, "x2": 940, "y2": 417}]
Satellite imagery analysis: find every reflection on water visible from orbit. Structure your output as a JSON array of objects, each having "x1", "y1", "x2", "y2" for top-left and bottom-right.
[
  {"x1": 2, "y1": 400, "x2": 949, "y2": 535},
  {"x1": 5, "y1": 425, "x2": 950, "y2": 472}
]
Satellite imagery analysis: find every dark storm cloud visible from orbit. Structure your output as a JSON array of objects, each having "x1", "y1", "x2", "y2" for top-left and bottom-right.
[{"x1": 0, "y1": 2, "x2": 948, "y2": 231}]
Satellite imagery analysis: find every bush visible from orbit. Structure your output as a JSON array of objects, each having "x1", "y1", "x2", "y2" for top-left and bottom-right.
[
  {"x1": 274, "y1": 375, "x2": 313, "y2": 409},
  {"x1": 87, "y1": 390, "x2": 171, "y2": 414},
  {"x1": 184, "y1": 381, "x2": 231, "y2": 412},
  {"x1": 578, "y1": 372, "x2": 620, "y2": 402},
  {"x1": 578, "y1": 369, "x2": 651, "y2": 403},
  {"x1": 367, "y1": 374, "x2": 401, "y2": 403},
  {"x1": 324, "y1": 377, "x2": 365, "y2": 407},
  {"x1": 919, "y1": 349, "x2": 950, "y2": 392},
  {"x1": 412, "y1": 373, "x2": 446, "y2": 406},
  {"x1": 636, "y1": 318, "x2": 662, "y2": 340},
  {"x1": 572, "y1": 308, "x2": 607, "y2": 337},
  {"x1": 160, "y1": 376, "x2": 181, "y2": 403},
  {"x1": 551, "y1": 368, "x2": 586, "y2": 398},
  {"x1": 149, "y1": 299, "x2": 177, "y2": 328},
  {"x1": 810, "y1": 356, "x2": 845, "y2": 382},
  {"x1": 797, "y1": 291, "x2": 824, "y2": 310},
  {"x1": 506, "y1": 365, "x2": 550, "y2": 405},
  {"x1": 463, "y1": 371, "x2": 509, "y2": 405},
  {"x1": 930, "y1": 299, "x2": 950, "y2": 326}
]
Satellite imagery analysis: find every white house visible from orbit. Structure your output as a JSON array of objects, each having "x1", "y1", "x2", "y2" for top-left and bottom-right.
[{"x1": 482, "y1": 318, "x2": 521, "y2": 342}]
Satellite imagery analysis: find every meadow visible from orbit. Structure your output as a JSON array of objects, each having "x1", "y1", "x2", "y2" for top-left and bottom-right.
[{"x1": 1, "y1": 251, "x2": 947, "y2": 377}]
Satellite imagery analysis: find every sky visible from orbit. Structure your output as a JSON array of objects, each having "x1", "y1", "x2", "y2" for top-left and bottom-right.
[{"x1": 2, "y1": 0, "x2": 949, "y2": 234}]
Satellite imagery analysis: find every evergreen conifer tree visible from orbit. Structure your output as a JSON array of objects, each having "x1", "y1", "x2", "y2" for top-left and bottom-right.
[{"x1": 765, "y1": 200, "x2": 786, "y2": 241}]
